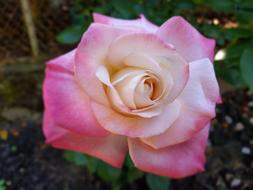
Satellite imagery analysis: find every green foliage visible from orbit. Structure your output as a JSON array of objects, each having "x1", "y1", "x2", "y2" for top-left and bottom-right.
[
  {"x1": 63, "y1": 151, "x2": 87, "y2": 166},
  {"x1": 63, "y1": 151, "x2": 170, "y2": 190},
  {"x1": 125, "y1": 155, "x2": 144, "y2": 183},
  {"x1": 56, "y1": 25, "x2": 85, "y2": 44},
  {"x1": 0, "y1": 179, "x2": 6, "y2": 190},
  {"x1": 146, "y1": 174, "x2": 170, "y2": 190},
  {"x1": 240, "y1": 48, "x2": 253, "y2": 90}
]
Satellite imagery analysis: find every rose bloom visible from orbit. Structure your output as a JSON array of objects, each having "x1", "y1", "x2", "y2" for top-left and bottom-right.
[{"x1": 43, "y1": 13, "x2": 221, "y2": 178}]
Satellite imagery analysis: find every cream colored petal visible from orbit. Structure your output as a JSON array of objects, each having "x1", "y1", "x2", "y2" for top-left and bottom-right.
[
  {"x1": 96, "y1": 65, "x2": 113, "y2": 87},
  {"x1": 124, "y1": 53, "x2": 162, "y2": 73},
  {"x1": 133, "y1": 105, "x2": 163, "y2": 118},
  {"x1": 95, "y1": 65, "x2": 130, "y2": 113},
  {"x1": 134, "y1": 79, "x2": 154, "y2": 108},
  {"x1": 114, "y1": 74, "x2": 144, "y2": 109},
  {"x1": 112, "y1": 67, "x2": 145, "y2": 85}
]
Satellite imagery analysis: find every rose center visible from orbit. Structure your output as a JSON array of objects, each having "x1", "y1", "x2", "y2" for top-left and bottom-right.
[{"x1": 111, "y1": 68, "x2": 164, "y2": 111}]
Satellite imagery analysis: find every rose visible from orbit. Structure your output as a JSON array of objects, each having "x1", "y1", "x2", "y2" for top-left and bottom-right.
[{"x1": 43, "y1": 13, "x2": 221, "y2": 178}]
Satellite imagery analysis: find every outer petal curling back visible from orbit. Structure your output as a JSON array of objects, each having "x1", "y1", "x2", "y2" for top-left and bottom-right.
[
  {"x1": 128, "y1": 125, "x2": 210, "y2": 178},
  {"x1": 93, "y1": 12, "x2": 158, "y2": 33},
  {"x1": 43, "y1": 113, "x2": 128, "y2": 168},
  {"x1": 43, "y1": 50, "x2": 109, "y2": 137},
  {"x1": 157, "y1": 16, "x2": 215, "y2": 62}
]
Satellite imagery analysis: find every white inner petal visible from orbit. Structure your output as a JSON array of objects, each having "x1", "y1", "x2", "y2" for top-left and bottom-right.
[
  {"x1": 114, "y1": 73, "x2": 144, "y2": 109},
  {"x1": 95, "y1": 62, "x2": 172, "y2": 118},
  {"x1": 124, "y1": 53, "x2": 162, "y2": 73}
]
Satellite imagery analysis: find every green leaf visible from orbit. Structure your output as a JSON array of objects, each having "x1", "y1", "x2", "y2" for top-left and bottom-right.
[
  {"x1": 127, "y1": 168, "x2": 144, "y2": 183},
  {"x1": 206, "y1": 0, "x2": 235, "y2": 11},
  {"x1": 56, "y1": 25, "x2": 84, "y2": 44},
  {"x1": 0, "y1": 179, "x2": 6, "y2": 190},
  {"x1": 63, "y1": 151, "x2": 87, "y2": 166},
  {"x1": 146, "y1": 174, "x2": 170, "y2": 190},
  {"x1": 110, "y1": 0, "x2": 133, "y2": 18},
  {"x1": 97, "y1": 161, "x2": 121, "y2": 183},
  {"x1": 0, "y1": 180, "x2": 4, "y2": 186},
  {"x1": 86, "y1": 156, "x2": 99, "y2": 174},
  {"x1": 125, "y1": 155, "x2": 144, "y2": 183},
  {"x1": 240, "y1": 48, "x2": 253, "y2": 90}
]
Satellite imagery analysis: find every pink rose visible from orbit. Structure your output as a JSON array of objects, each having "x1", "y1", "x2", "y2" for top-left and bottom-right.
[{"x1": 43, "y1": 13, "x2": 221, "y2": 178}]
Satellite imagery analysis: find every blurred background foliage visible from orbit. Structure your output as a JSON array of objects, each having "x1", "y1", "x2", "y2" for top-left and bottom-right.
[{"x1": 56, "y1": 0, "x2": 253, "y2": 90}]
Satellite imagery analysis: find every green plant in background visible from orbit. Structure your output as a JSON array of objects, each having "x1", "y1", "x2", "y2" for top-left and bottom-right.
[
  {"x1": 63, "y1": 151, "x2": 170, "y2": 190},
  {"x1": 0, "y1": 179, "x2": 6, "y2": 190},
  {"x1": 56, "y1": 0, "x2": 253, "y2": 90}
]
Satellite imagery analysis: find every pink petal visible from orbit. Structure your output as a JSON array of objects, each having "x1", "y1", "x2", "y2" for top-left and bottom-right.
[
  {"x1": 75, "y1": 23, "x2": 133, "y2": 106},
  {"x1": 128, "y1": 124, "x2": 210, "y2": 179},
  {"x1": 91, "y1": 100, "x2": 180, "y2": 138},
  {"x1": 142, "y1": 58, "x2": 220, "y2": 148},
  {"x1": 157, "y1": 16, "x2": 215, "y2": 62},
  {"x1": 93, "y1": 12, "x2": 158, "y2": 33},
  {"x1": 43, "y1": 113, "x2": 127, "y2": 168},
  {"x1": 108, "y1": 33, "x2": 189, "y2": 103},
  {"x1": 43, "y1": 50, "x2": 109, "y2": 137}
]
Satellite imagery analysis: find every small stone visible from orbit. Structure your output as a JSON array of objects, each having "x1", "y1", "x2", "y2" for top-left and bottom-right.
[
  {"x1": 241, "y1": 147, "x2": 251, "y2": 155},
  {"x1": 0, "y1": 130, "x2": 8, "y2": 141},
  {"x1": 6, "y1": 180, "x2": 12, "y2": 186},
  {"x1": 230, "y1": 178, "x2": 241, "y2": 187},
  {"x1": 248, "y1": 101, "x2": 253, "y2": 107},
  {"x1": 225, "y1": 115, "x2": 233, "y2": 124},
  {"x1": 1, "y1": 107, "x2": 31, "y2": 121},
  {"x1": 249, "y1": 117, "x2": 253, "y2": 125},
  {"x1": 225, "y1": 173, "x2": 233, "y2": 181},
  {"x1": 234, "y1": 122, "x2": 244, "y2": 131},
  {"x1": 19, "y1": 168, "x2": 25, "y2": 173},
  {"x1": 242, "y1": 113, "x2": 248, "y2": 118}
]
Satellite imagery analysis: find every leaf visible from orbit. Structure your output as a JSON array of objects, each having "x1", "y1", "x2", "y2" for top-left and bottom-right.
[
  {"x1": 86, "y1": 156, "x2": 99, "y2": 174},
  {"x1": 240, "y1": 48, "x2": 253, "y2": 90},
  {"x1": 111, "y1": 0, "x2": 135, "y2": 18},
  {"x1": 96, "y1": 161, "x2": 121, "y2": 183},
  {"x1": 206, "y1": 0, "x2": 235, "y2": 11},
  {"x1": 146, "y1": 173, "x2": 170, "y2": 190},
  {"x1": 0, "y1": 179, "x2": 6, "y2": 190},
  {"x1": 127, "y1": 168, "x2": 144, "y2": 183},
  {"x1": 125, "y1": 155, "x2": 144, "y2": 183},
  {"x1": 63, "y1": 151, "x2": 87, "y2": 166},
  {"x1": 56, "y1": 25, "x2": 84, "y2": 44}
]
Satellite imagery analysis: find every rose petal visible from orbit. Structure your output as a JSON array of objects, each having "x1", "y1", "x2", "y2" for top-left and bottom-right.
[
  {"x1": 43, "y1": 50, "x2": 108, "y2": 137},
  {"x1": 128, "y1": 124, "x2": 210, "y2": 178},
  {"x1": 91, "y1": 100, "x2": 180, "y2": 138},
  {"x1": 75, "y1": 23, "x2": 133, "y2": 106},
  {"x1": 124, "y1": 53, "x2": 162, "y2": 74},
  {"x1": 134, "y1": 78, "x2": 155, "y2": 108},
  {"x1": 93, "y1": 12, "x2": 158, "y2": 33},
  {"x1": 96, "y1": 66, "x2": 161, "y2": 117},
  {"x1": 96, "y1": 65, "x2": 137, "y2": 113},
  {"x1": 108, "y1": 33, "x2": 189, "y2": 103},
  {"x1": 43, "y1": 113, "x2": 127, "y2": 168},
  {"x1": 142, "y1": 58, "x2": 220, "y2": 148},
  {"x1": 157, "y1": 16, "x2": 215, "y2": 62}
]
